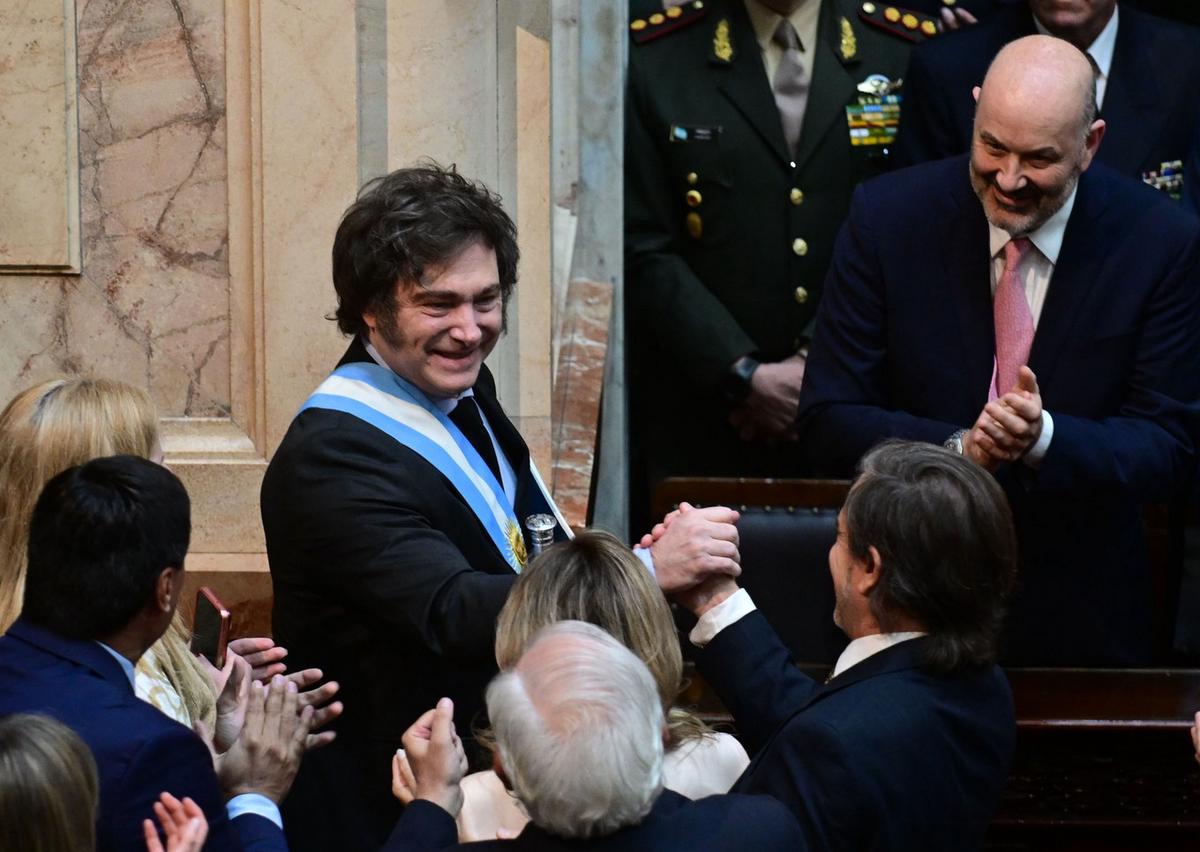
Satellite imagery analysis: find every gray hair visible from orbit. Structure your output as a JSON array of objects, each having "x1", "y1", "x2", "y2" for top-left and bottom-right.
[{"x1": 486, "y1": 620, "x2": 665, "y2": 839}]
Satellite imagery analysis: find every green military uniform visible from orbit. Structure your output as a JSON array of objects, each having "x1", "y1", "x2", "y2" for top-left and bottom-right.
[{"x1": 625, "y1": 0, "x2": 925, "y2": 525}]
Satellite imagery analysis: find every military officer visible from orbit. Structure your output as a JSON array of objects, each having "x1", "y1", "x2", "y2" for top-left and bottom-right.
[{"x1": 625, "y1": 0, "x2": 935, "y2": 527}]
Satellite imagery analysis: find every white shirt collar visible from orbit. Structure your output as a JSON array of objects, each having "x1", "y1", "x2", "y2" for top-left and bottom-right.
[
  {"x1": 96, "y1": 641, "x2": 137, "y2": 687},
  {"x1": 1033, "y1": 5, "x2": 1118, "y2": 80},
  {"x1": 362, "y1": 336, "x2": 473, "y2": 414},
  {"x1": 987, "y1": 183, "x2": 1078, "y2": 266},
  {"x1": 832, "y1": 631, "x2": 926, "y2": 678}
]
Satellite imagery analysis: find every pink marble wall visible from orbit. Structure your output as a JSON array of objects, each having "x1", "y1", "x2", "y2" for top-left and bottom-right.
[
  {"x1": 8, "y1": 0, "x2": 231, "y2": 416},
  {"x1": 550, "y1": 278, "x2": 612, "y2": 528}
]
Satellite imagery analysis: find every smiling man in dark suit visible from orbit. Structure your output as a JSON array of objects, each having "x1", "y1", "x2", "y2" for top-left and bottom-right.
[
  {"x1": 797, "y1": 35, "x2": 1200, "y2": 664},
  {"x1": 672, "y1": 441, "x2": 1017, "y2": 851},
  {"x1": 895, "y1": 0, "x2": 1200, "y2": 210},
  {"x1": 262, "y1": 164, "x2": 743, "y2": 852}
]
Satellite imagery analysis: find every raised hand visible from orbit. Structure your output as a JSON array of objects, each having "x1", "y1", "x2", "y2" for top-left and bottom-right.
[{"x1": 651, "y1": 501, "x2": 741, "y2": 594}]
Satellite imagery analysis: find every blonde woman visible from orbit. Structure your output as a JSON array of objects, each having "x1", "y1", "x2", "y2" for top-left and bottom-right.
[
  {"x1": 0, "y1": 378, "x2": 286, "y2": 730},
  {"x1": 393, "y1": 530, "x2": 749, "y2": 841},
  {"x1": 0, "y1": 713, "x2": 208, "y2": 852}
]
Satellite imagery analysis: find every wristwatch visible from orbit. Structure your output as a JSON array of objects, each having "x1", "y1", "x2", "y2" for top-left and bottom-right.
[
  {"x1": 944, "y1": 429, "x2": 968, "y2": 454},
  {"x1": 722, "y1": 355, "x2": 761, "y2": 402}
]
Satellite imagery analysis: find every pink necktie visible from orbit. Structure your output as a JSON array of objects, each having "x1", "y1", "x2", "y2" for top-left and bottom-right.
[{"x1": 992, "y1": 237, "x2": 1034, "y2": 400}]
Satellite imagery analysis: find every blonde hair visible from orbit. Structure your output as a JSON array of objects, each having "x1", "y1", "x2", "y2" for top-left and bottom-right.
[
  {"x1": 494, "y1": 530, "x2": 710, "y2": 749},
  {"x1": 0, "y1": 378, "x2": 215, "y2": 728},
  {"x1": 0, "y1": 713, "x2": 98, "y2": 852}
]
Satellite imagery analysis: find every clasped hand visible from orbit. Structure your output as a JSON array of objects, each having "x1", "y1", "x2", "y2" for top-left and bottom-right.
[{"x1": 963, "y1": 366, "x2": 1043, "y2": 471}]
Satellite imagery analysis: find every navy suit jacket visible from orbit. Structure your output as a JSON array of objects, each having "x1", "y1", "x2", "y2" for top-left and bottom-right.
[
  {"x1": 0, "y1": 618, "x2": 284, "y2": 852},
  {"x1": 796, "y1": 156, "x2": 1200, "y2": 663},
  {"x1": 894, "y1": 3, "x2": 1200, "y2": 211},
  {"x1": 697, "y1": 612, "x2": 1015, "y2": 851},
  {"x1": 382, "y1": 789, "x2": 804, "y2": 851}
]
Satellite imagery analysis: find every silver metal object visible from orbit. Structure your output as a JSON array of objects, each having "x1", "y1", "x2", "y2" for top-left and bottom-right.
[{"x1": 524, "y1": 514, "x2": 557, "y2": 557}]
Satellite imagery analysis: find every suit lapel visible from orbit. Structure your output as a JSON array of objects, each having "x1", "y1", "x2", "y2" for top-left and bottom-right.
[
  {"x1": 1028, "y1": 170, "x2": 1111, "y2": 392},
  {"x1": 940, "y1": 164, "x2": 996, "y2": 411},
  {"x1": 713, "y1": 1, "x2": 791, "y2": 166},
  {"x1": 472, "y1": 368, "x2": 535, "y2": 513},
  {"x1": 792, "y1": 0, "x2": 861, "y2": 172},
  {"x1": 1095, "y1": 11, "x2": 1161, "y2": 176}
]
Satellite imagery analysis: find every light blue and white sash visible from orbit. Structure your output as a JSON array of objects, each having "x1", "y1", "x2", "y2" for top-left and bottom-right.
[{"x1": 300, "y1": 361, "x2": 570, "y2": 571}]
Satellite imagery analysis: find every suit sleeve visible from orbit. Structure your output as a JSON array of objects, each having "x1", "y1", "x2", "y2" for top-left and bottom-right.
[
  {"x1": 1031, "y1": 230, "x2": 1200, "y2": 498},
  {"x1": 624, "y1": 48, "x2": 757, "y2": 391},
  {"x1": 381, "y1": 801, "x2": 459, "y2": 852},
  {"x1": 266, "y1": 422, "x2": 513, "y2": 663},
  {"x1": 1183, "y1": 122, "x2": 1200, "y2": 215},
  {"x1": 108, "y1": 726, "x2": 283, "y2": 852},
  {"x1": 694, "y1": 611, "x2": 819, "y2": 756},
  {"x1": 794, "y1": 184, "x2": 961, "y2": 475},
  {"x1": 893, "y1": 45, "x2": 960, "y2": 169}
]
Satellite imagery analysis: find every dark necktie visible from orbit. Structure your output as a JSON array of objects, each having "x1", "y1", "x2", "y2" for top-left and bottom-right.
[{"x1": 449, "y1": 396, "x2": 503, "y2": 484}]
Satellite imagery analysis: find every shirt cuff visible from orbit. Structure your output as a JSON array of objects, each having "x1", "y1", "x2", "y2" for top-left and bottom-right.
[
  {"x1": 1022, "y1": 409, "x2": 1054, "y2": 468},
  {"x1": 632, "y1": 545, "x2": 655, "y2": 577},
  {"x1": 227, "y1": 793, "x2": 283, "y2": 830},
  {"x1": 688, "y1": 588, "x2": 757, "y2": 647}
]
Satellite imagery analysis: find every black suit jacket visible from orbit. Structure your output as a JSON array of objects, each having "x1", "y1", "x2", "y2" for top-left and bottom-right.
[
  {"x1": 697, "y1": 612, "x2": 1015, "y2": 851},
  {"x1": 382, "y1": 789, "x2": 804, "y2": 852},
  {"x1": 894, "y1": 3, "x2": 1200, "y2": 211},
  {"x1": 796, "y1": 156, "x2": 1200, "y2": 664},
  {"x1": 0, "y1": 619, "x2": 285, "y2": 852},
  {"x1": 262, "y1": 339, "x2": 542, "y2": 851}
]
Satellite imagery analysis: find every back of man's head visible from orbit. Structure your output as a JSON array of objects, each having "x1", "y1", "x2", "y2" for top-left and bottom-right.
[
  {"x1": 846, "y1": 441, "x2": 1017, "y2": 671},
  {"x1": 486, "y1": 620, "x2": 664, "y2": 840},
  {"x1": 22, "y1": 455, "x2": 190, "y2": 641}
]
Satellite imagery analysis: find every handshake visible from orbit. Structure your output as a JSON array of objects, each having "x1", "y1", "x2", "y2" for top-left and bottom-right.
[{"x1": 639, "y1": 501, "x2": 745, "y2": 618}]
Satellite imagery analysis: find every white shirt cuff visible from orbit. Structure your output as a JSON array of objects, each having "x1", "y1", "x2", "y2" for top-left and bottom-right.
[
  {"x1": 688, "y1": 588, "x2": 757, "y2": 647},
  {"x1": 1022, "y1": 409, "x2": 1054, "y2": 468},
  {"x1": 227, "y1": 793, "x2": 283, "y2": 830},
  {"x1": 632, "y1": 545, "x2": 655, "y2": 577}
]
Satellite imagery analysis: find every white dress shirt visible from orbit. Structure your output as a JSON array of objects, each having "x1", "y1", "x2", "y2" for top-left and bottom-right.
[
  {"x1": 688, "y1": 589, "x2": 925, "y2": 678},
  {"x1": 986, "y1": 184, "x2": 1078, "y2": 466},
  {"x1": 1034, "y1": 6, "x2": 1118, "y2": 108}
]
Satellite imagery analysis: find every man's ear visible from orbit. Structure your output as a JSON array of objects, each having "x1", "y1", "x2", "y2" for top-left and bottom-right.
[
  {"x1": 361, "y1": 310, "x2": 377, "y2": 336},
  {"x1": 971, "y1": 85, "x2": 981, "y2": 104},
  {"x1": 153, "y1": 566, "x2": 183, "y2": 615},
  {"x1": 1080, "y1": 118, "x2": 1106, "y2": 171},
  {"x1": 854, "y1": 546, "x2": 883, "y2": 596}
]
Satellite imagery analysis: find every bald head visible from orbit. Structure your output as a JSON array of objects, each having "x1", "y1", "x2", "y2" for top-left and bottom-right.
[
  {"x1": 969, "y1": 35, "x2": 1105, "y2": 236},
  {"x1": 980, "y1": 35, "x2": 1097, "y2": 139}
]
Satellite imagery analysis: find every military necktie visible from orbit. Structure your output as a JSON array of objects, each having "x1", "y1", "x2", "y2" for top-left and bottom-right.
[
  {"x1": 772, "y1": 19, "x2": 809, "y2": 158},
  {"x1": 992, "y1": 237, "x2": 1035, "y2": 400},
  {"x1": 449, "y1": 396, "x2": 503, "y2": 484}
]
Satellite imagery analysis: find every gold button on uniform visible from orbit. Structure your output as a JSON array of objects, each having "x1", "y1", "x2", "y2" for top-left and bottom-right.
[
  {"x1": 792, "y1": 238, "x2": 808, "y2": 256},
  {"x1": 649, "y1": 12, "x2": 665, "y2": 25},
  {"x1": 789, "y1": 187, "x2": 804, "y2": 205},
  {"x1": 921, "y1": 19, "x2": 937, "y2": 35},
  {"x1": 630, "y1": 18, "x2": 647, "y2": 31},
  {"x1": 793, "y1": 286, "x2": 809, "y2": 304},
  {"x1": 902, "y1": 13, "x2": 919, "y2": 29},
  {"x1": 667, "y1": 4, "x2": 683, "y2": 17},
  {"x1": 687, "y1": 212, "x2": 703, "y2": 239},
  {"x1": 862, "y1": 2, "x2": 877, "y2": 12},
  {"x1": 686, "y1": 172, "x2": 699, "y2": 185},
  {"x1": 686, "y1": 189, "x2": 703, "y2": 207},
  {"x1": 884, "y1": 7, "x2": 901, "y2": 22}
]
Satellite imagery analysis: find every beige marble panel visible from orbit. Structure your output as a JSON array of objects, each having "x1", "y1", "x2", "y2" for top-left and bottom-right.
[
  {"x1": 0, "y1": 0, "x2": 80, "y2": 271},
  {"x1": 386, "y1": 0, "x2": 498, "y2": 185},
  {"x1": 515, "y1": 27, "x2": 552, "y2": 419},
  {"x1": 258, "y1": 0, "x2": 359, "y2": 451}
]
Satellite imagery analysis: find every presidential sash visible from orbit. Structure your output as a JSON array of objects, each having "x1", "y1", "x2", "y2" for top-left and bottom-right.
[{"x1": 300, "y1": 361, "x2": 571, "y2": 571}]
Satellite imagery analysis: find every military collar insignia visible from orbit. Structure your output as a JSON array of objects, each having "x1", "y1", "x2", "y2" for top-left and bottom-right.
[
  {"x1": 840, "y1": 16, "x2": 857, "y2": 61},
  {"x1": 711, "y1": 16, "x2": 734, "y2": 63}
]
